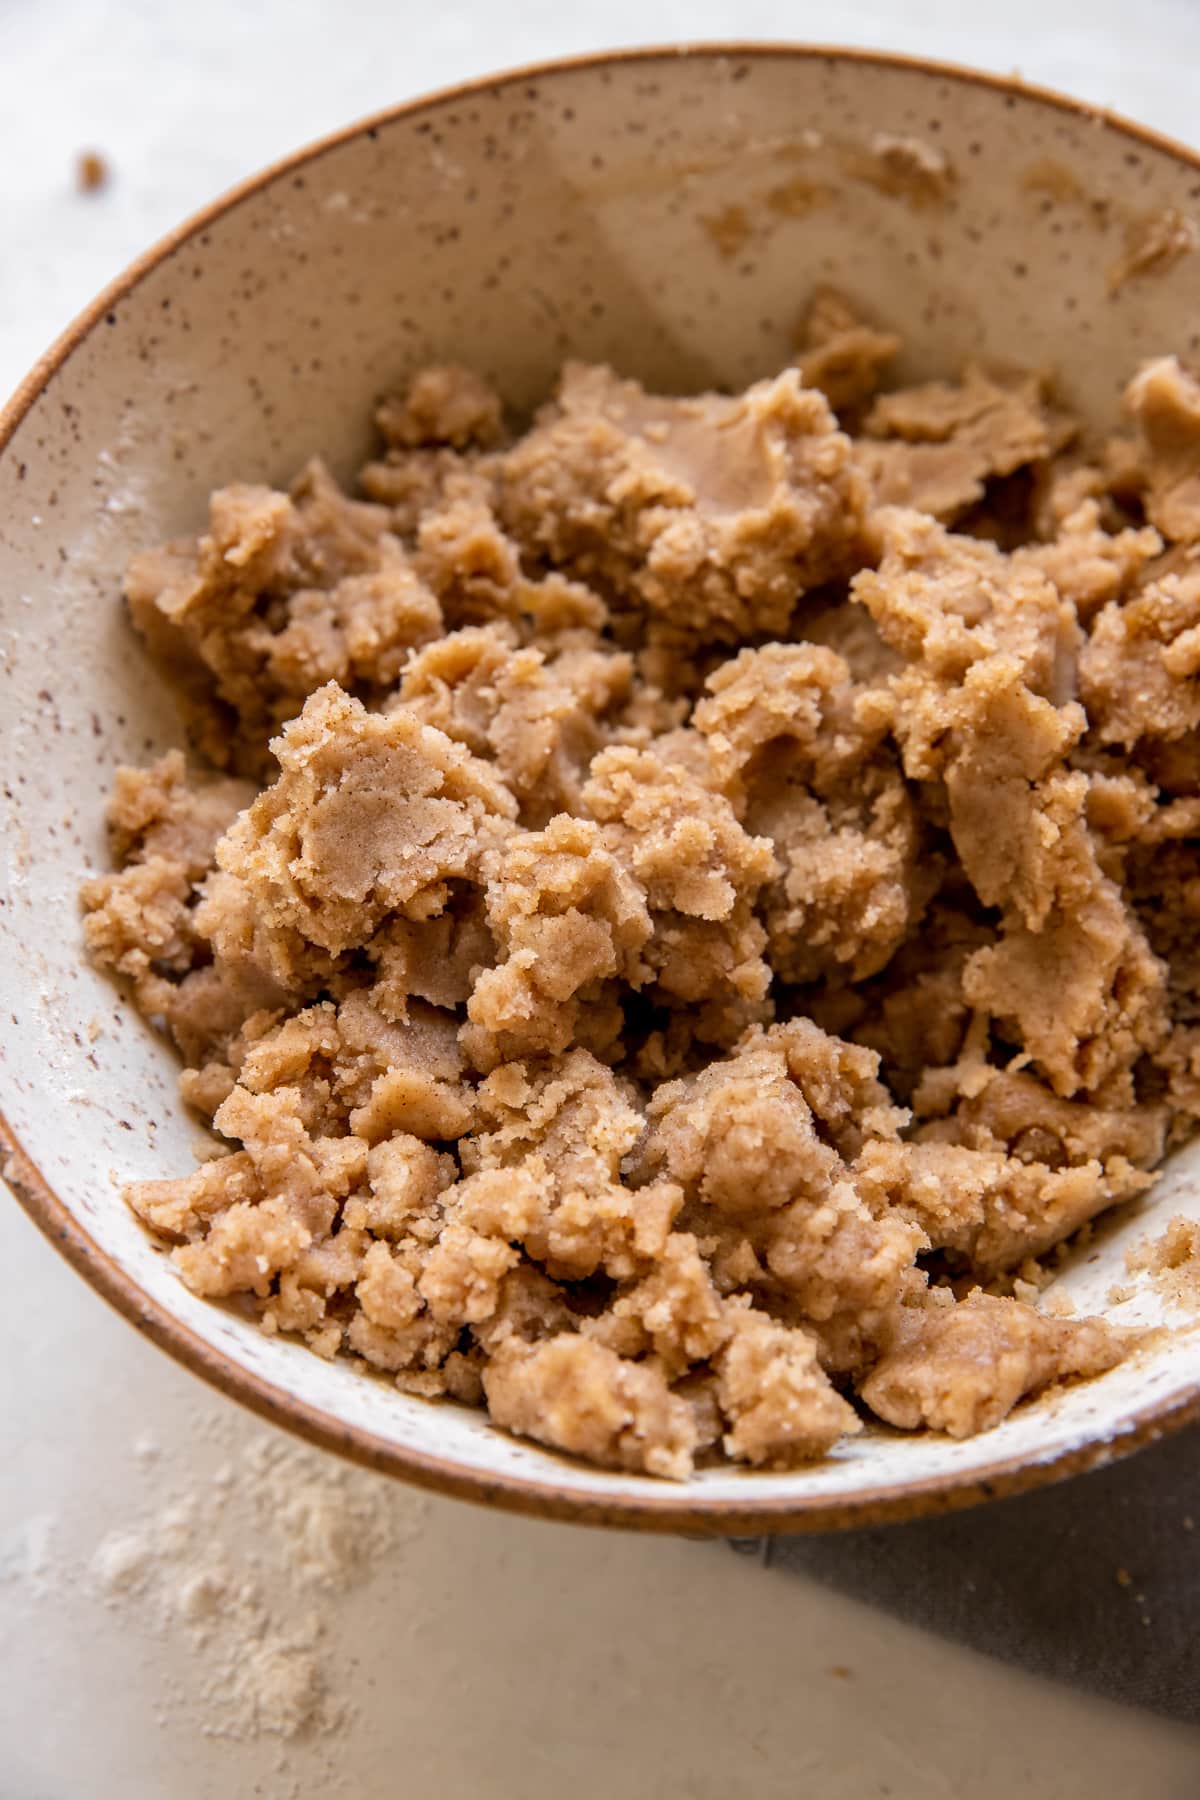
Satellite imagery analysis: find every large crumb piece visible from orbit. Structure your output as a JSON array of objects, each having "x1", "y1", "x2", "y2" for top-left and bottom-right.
[
  {"x1": 1080, "y1": 550, "x2": 1200, "y2": 748},
  {"x1": 857, "y1": 363, "x2": 1073, "y2": 522},
  {"x1": 82, "y1": 856, "x2": 197, "y2": 986},
  {"x1": 463, "y1": 814, "x2": 651, "y2": 1067},
  {"x1": 641, "y1": 1019, "x2": 923, "y2": 1373},
  {"x1": 483, "y1": 1334, "x2": 698, "y2": 1478},
  {"x1": 1123, "y1": 356, "x2": 1200, "y2": 541},
  {"x1": 582, "y1": 741, "x2": 777, "y2": 1039},
  {"x1": 460, "y1": 1051, "x2": 682, "y2": 1281},
  {"x1": 794, "y1": 285, "x2": 901, "y2": 416},
  {"x1": 216, "y1": 683, "x2": 516, "y2": 961},
  {"x1": 124, "y1": 463, "x2": 440, "y2": 774},
  {"x1": 693, "y1": 644, "x2": 928, "y2": 985},
  {"x1": 92, "y1": 319, "x2": 1200, "y2": 1483},
  {"x1": 375, "y1": 363, "x2": 504, "y2": 451},
  {"x1": 856, "y1": 1135, "x2": 1150, "y2": 1279},
  {"x1": 1017, "y1": 496, "x2": 1160, "y2": 625},
  {"x1": 856, "y1": 509, "x2": 1166, "y2": 1097},
  {"x1": 499, "y1": 362, "x2": 869, "y2": 643},
  {"x1": 716, "y1": 1304, "x2": 862, "y2": 1465},
  {"x1": 861, "y1": 1292, "x2": 1123, "y2": 1436},
  {"x1": 398, "y1": 621, "x2": 631, "y2": 825},
  {"x1": 105, "y1": 750, "x2": 255, "y2": 877}
]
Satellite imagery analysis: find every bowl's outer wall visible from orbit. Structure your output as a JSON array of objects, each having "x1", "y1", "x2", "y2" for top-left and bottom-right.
[{"x1": 3, "y1": 46, "x2": 1200, "y2": 1530}]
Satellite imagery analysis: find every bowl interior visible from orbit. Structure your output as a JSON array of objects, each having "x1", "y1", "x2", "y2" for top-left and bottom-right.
[{"x1": 3, "y1": 46, "x2": 1200, "y2": 1527}]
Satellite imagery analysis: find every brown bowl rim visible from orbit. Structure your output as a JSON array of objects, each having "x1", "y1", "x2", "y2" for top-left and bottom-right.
[{"x1": 4, "y1": 40, "x2": 1200, "y2": 1535}]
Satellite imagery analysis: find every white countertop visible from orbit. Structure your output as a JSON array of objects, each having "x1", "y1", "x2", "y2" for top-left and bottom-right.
[{"x1": 3, "y1": 4, "x2": 1200, "y2": 1794}]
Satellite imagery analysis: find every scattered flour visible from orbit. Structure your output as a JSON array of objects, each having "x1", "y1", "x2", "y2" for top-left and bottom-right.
[
  {"x1": 81, "y1": 1429, "x2": 428, "y2": 1750},
  {"x1": 91, "y1": 1529, "x2": 156, "y2": 1596},
  {"x1": 0, "y1": 1511, "x2": 57, "y2": 1598}
]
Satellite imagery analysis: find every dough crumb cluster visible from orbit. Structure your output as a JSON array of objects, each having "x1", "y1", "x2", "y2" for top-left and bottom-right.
[{"x1": 82, "y1": 304, "x2": 1200, "y2": 1478}]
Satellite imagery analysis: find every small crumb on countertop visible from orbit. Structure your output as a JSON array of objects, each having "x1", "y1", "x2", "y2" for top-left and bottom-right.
[{"x1": 76, "y1": 149, "x2": 110, "y2": 194}]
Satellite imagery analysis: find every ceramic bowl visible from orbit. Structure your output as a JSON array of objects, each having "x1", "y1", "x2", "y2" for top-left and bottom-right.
[{"x1": 4, "y1": 45, "x2": 1200, "y2": 1534}]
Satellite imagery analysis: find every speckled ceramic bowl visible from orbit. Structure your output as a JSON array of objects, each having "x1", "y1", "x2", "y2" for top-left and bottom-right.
[{"x1": 4, "y1": 45, "x2": 1200, "y2": 1533}]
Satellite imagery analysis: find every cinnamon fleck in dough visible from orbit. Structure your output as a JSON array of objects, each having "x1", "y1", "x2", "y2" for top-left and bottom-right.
[{"x1": 84, "y1": 322, "x2": 1200, "y2": 1479}]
